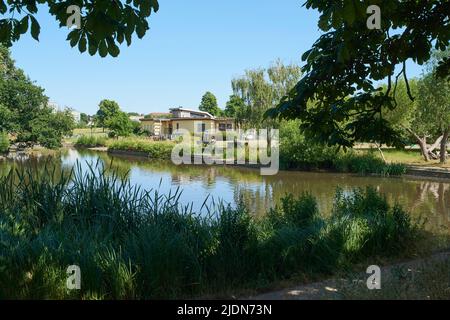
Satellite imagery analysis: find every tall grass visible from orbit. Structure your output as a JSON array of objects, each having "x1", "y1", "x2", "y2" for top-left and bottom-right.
[
  {"x1": 0, "y1": 162, "x2": 419, "y2": 299},
  {"x1": 108, "y1": 138, "x2": 174, "y2": 160},
  {"x1": 334, "y1": 152, "x2": 407, "y2": 176},
  {"x1": 75, "y1": 135, "x2": 107, "y2": 148}
]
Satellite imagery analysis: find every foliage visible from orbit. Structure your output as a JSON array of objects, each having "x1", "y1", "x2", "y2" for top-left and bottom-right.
[
  {"x1": 75, "y1": 135, "x2": 107, "y2": 148},
  {"x1": 0, "y1": 164, "x2": 419, "y2": 299},
  {"x1": 199, "y1": 91, "x2": 222, "y2": 116},
  {"x1": 0, "y1": 0, "x2": 159, "y2": 58},
  {"x1": 77, "y1": 113, "x2": 90, "y2": 128},
  {"x1": 334, "y1": 152, "x2": 406, "y2": 177},
  {"x1": 224, "y1": 95, "x2": 245, "y2": 118},
  {"x1": 0, "y1": 45, "x2": 75, "y2": 148},
  {"x1": 233, "y1": 59, "x2": 301, "y2": 129},
  {"x1": 267, "y1": 1, "x2": 450, "y2": 148},
  {"x1": 279, "y1": 119, "x2": 336, "y2": 170},
  {"x1": 279, "y1": 120, "x2": 406, "y2": 175},
  {"x1": 24, "y1": 107, "x2": 75, "y2": 149},
  {"x1": 108, "y1": 138, "x2": 174, "y2": 159},
  {"x1": 106, "y1": 111, "x2": 134, "y2": 138},
  {"x1": 95, "y1": 100, "x2": 121, "y2": 129},
  {"x1": 95, "y1": 100, "x2": 133, "y2": 138},
  {"x1": 0, "y1": 130, "x2": 8, "y2": 152}
]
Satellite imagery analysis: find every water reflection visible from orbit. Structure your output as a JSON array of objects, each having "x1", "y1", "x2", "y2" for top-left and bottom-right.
[{"x1": 1, "y1": 148, "x2": 449, "y2": 232}]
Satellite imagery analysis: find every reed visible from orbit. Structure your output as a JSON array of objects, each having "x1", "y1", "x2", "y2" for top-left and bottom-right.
[{"x1": 0, "y1": 162, "x2": 420, "y2": 299}]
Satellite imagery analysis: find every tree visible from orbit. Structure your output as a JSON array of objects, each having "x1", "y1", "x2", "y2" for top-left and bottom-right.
[
  {"x1": 416, "y1": 51, "x2": 450, "y2": 163},
  {"x1": 26, "y1": 107, "x2": 75, "y2": 148},
  {"x1": 267, "y1": 1, "x2": 450, "y2": 148},
  {"x1": 106, "y1": 111, "x2": 133, "y2": 138},
  {"x1": 232, "y1": 60, "x2": 301, "y2": 129},
  {"x1": 224, "y1": 95, "x2": 245, "y2": 118},
  {"x1": 80, "y1": 113, "x2": 89, "y2": 125},
  {"x1": 96, "y1": 99, "x2": 121, "y2": 129},
  {"x1": 0, "y1": 45, "x2": 73, "y2": 148},
  {"x1": 0, "y1": 0, "x2": 159, "y2": 58},
  {"x1": 199, "y1": 91, "x2": 222, "y2": 116}
]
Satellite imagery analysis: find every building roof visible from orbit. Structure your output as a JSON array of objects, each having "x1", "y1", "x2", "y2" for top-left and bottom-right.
[{"x1": 169, "y1": 107, "x2": 214, "y2": 119}]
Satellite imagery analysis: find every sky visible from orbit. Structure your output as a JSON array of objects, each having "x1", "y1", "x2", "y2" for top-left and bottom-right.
[{"x1": 10, "y1": 0, "x2": 423, "y2": 115}]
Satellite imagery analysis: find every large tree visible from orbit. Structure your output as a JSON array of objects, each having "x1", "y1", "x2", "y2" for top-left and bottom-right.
[
  {"x1": 0, "y1": 45, "x2": 74, "y2": 148},
  {"x1": 105, "y1": 110, "x2": 133, "y2": 138},
  {"x1": 267, "y1": 1, "x2": 450, "y2": 148},
  {"x1": 95, "y1": 99, "x2": 121, "y2": 129},
  {"x1": 232, "y1": 60, "x2": 302, "y2": 129},
  {"x1": 0, "y1": 0, "x2": 159, "y2": 58},
  {"x1": 416, "y1": 51, "x2": 450, "y2": 163},
  {"x1": 199, "y1": 91, "x2": 222, "y2": 116}
]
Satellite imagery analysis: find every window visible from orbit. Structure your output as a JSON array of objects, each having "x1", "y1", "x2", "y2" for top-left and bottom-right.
[
  {"x1": 176, "y1": 123, "x2": 179, "y2": 130},
  {"x1": 197, "y1": 123, "x2": 206, "y2": 132},
  {"x1": 219, "y1": 123, "x2": 226, "y2": 131},
  {"x1": 226, "y1": 124, "x2": 232, "y2": 130}
]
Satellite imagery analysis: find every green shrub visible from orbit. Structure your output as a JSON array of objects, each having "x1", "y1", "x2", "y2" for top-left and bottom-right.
[
  {"x1": 333, "y1": 152, "x2": 406, "y2": 176},
  {"x1": 108, "y1": 138, "x2": 174, "y2": 160},
  {"x1": 75, "y1": 135, "x2": 107, "y2": 148},
  {"x1": 279, "y1": 120, "x2": 337, "y2": 170},
  {"x1": 279, "y1": 121, "x2": 406, "y2": 176}
]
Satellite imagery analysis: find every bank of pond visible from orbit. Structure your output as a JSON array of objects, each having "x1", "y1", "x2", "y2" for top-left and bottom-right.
[
  {"x1": 0, "y1": 158, "x2": 444, "y2": 299},
  {"x1": 74, "y1": 135, "x2": 407, "y2": 176}
]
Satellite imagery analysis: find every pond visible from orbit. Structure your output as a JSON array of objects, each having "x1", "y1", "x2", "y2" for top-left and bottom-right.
[{"x1": 1, "y1": 148, "x2": 450, "y2": 233}]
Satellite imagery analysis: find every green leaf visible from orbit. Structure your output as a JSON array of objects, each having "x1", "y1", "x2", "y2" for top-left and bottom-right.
[
  {"x1": 78, "y1": 36, "x2": 87, "y2": 53},
  {"x1": 99, "y1": 40, "x2": 108, "y2": 57},
  {"x1": 117, "y1": 31, "x2": 124, "y2": 44},
  {"x1": 342, "y1": 1, "x2": 356, "y2": 25},
  {"x1": 108, "y1": 42, "x2": 120, "y2": 57},
  {"x1": 18, "y1": 16, "x2": 29, "y2": 35},
  {"x1": 88, "y1": 36, "x2": 98, "y2": 56},
  {"x1": 30, "y1": 16, "x2": 40, "y2": 41}
]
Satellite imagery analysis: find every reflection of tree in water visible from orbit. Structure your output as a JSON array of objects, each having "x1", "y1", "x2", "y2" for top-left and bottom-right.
[
  {"x1": 3, "y1": 149, "x2": 450, "y2": 234},
  {"x1": 408, "y1": 180, "x2": 450, "y2": 231},
  {"x1": 0, "y1": 151, "x2": 66, "y2": 182}
]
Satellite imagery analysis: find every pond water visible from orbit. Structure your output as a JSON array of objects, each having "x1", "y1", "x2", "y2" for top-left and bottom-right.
[{"x1": 1, "y1": 148, "x2": 450, "y2": 232}]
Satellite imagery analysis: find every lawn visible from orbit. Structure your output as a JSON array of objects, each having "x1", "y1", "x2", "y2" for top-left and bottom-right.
[{"x1": 357, "y1": 148, "x2": 450, "y2": 169}]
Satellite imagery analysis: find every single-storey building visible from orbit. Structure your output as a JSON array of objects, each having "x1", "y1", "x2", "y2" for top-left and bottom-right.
[{"x1": 140, "y1": 107, "x2": 235, "y2": 140}]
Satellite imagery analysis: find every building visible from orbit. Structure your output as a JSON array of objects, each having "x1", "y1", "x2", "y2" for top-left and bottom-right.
[
  {"x1": 48, "y1": 101, "x2": 81, "y2": 124},
  {"x1": 70, "y1": 110, "x2": 81, "y2": 123},
  {"x1": 129, "y1": 115, "x2": 143, "y2": 122},
  {"x1": 140, "y1": 107, "x2": 235, "y2": 140}
]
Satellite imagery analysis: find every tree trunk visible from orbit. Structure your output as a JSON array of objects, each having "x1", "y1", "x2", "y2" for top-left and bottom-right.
[
  {"x1": 406, "y1": 128, "x2": 430, "y2": 161},
  {"x1": 418, "y1": 137, "x2": 430, "y2": 161},
  {"x1": 440, "y1": 128, "x2": 449, "y2": 164},
  {"x1": 377, "y1": 144, "x2": 386, "y2": 163}
]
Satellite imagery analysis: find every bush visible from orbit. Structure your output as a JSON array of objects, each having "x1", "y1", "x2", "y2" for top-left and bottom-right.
[
  {"x1": 334, "y1": 152, "x2": 406, "y2": 176},
  {"x1": 279, "y1": 120, "x2": 337, "y2": 170},
  {"x1": 279, "y1": 120, "x2": 407, "y2": 176},
  {"x1": 108, "y1": 138, "x2": 174, "y2": 160},
  {"x1": 75, "y1": 135, "x2": 107, "y2": 148},
  {"x1": 0, "y1": 131, "x2": 9, "y2": 153}
]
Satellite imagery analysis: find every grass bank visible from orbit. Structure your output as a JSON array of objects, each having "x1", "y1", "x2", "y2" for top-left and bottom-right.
[
  {"x1": 280, "y1": 148, "x2": 406, "y2": 176},
  {"x1": 0, "y1": 162, "x2": 424, "y2": 299}
]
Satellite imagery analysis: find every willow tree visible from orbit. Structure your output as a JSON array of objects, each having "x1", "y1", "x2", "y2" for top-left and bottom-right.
[{"x1": 232, "y1": 60, "x2": 302, "y2": 129}]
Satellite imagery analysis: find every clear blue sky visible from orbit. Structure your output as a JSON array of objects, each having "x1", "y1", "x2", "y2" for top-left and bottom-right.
[{"x1": 10, "y1": 0, "x2": 423, "y2": 115}]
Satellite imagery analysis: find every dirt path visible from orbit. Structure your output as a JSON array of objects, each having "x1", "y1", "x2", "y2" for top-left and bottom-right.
[{"x1": 247, "y1": 251, "x2": 450, "y2": 300}]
